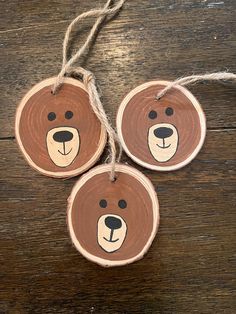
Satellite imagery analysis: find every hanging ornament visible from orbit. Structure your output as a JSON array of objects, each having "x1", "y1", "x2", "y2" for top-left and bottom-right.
[
  {"x1": 15, "y1": 0, "x2": 125, "y2": 178},
  {"x1": 117, "y1": 80, "x2": 206, "y2": 171},
  {"x1": 117, "y1": 73, "x2": 236, "y2": 171},
  {"x1": 15, "y1": 77, "x2": 106, "y2": 178},
  {"x1": 68, "y1": 164, "x2": 159, "y2": 267}
]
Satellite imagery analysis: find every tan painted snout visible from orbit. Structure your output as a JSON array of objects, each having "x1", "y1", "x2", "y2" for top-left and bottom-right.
[
  {"x1": 97, "y1": 214, "x2": 127, "y2": 253},
  {"x1": 46, "y1": 126, "x2": 80, "y2": 167},
  {"x1": 148, "y1": 123, "x2": 178, "y2": 162}
]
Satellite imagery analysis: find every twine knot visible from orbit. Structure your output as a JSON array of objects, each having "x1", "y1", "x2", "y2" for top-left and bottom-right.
[{"x1": 83, "y1": 71, "x2": 95, "y2": 88}]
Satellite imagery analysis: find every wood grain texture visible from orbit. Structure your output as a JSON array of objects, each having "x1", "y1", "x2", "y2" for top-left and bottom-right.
[
  {"x1": 68, "y1": 164, "x2": 159, "y2": 267},
  {"x1": 117, "y1": 80, "x2": 206, "y2": 171},
  {"x1": 15, "y1": 77, "x2": 106, "y2": 178},
  {"x1": 0, "y1": 1, "x2": 235, "y2": 313}
]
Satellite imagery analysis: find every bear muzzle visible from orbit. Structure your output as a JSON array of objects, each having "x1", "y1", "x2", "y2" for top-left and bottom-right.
[
  {"x1": 97, "y1": 214, "x2": 127, "y2": 253},
  {"x1": 46, "y1": 126, "x2": 80, "y2": 167},
  {"x1": 148, "y1": 123, "x2": 179, "y2": 162}
]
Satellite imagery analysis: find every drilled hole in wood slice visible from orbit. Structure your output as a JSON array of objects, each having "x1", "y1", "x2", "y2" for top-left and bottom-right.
[
  {"x1": 15, "y1": 77, "x2": 107, "y2": 178},
  {"x1": 67, "y1": 164, "x2": 159, "y2": 267},
  {"x1": 117, "y1": 81, "x2": 206, "y2": 171}
]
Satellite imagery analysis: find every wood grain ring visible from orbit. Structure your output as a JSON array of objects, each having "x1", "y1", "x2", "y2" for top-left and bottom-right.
[
  {"x1": 15, "y1": 77, "x2": 107, "y2": 178},
  {"x1": 67, "y1": 164, "x2": 159, "y2": 267},
  {"x1": 117, "y1": 81, "x2": 206, "y2": 171}
]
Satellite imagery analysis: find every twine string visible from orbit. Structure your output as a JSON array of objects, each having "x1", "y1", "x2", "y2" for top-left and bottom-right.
[
  {"x1": 52, "y1": 0, "x2": 125, "y2": 181},
  {"x1": 52, "y1": 0, "x2": 126, "y2": 94},
  {"x1": 67, "y1": 67, "x2": 122, "y2": 181},
  {"x1": 61, "y1": 0, "x2": 113, "y2": 70},
  {"x1": 156, "y1": 72, "x2": 236, "y2": 100}
]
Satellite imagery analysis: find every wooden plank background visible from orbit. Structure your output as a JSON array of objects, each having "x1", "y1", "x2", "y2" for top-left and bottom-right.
[{"x1": 0, "y1": 1, "x2": 235, "y2": 313}]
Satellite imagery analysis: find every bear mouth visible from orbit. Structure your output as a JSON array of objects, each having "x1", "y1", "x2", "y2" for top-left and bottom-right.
[
  {"x1": 58, "y1": 145, "x2": 73, "y2": 156},
  {"x1": 103, "y1": 228, "x2": 119, "y2": 243},
  {"x1": 156, "y1": 142, "x2": 171, "y2": 149},
  {"x1": 103, "y1": 236, "x2": 119, "y2": 243}
]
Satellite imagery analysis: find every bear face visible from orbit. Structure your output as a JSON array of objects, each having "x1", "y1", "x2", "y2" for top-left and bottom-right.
[
  {"x1": 15, "y1": 77, "x2": 106, "y2": 177},
  {"x1": 117, "y1": 81, "x2": 206, "y2": 171},
  {"x1": 67, "y1": 164, "x2": 159, "y2": 267}
]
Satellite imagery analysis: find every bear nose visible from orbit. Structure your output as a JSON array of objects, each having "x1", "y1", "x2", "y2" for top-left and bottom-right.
[
  {"x1": 154, "y1": 127, "x2": 173, "y2": 139},
  {"x1": 105, "y1": 216, "x2": 122, "y2": 230},
  {"x1": 53, "y1": 131, "x2": 73, "y2": 143}
]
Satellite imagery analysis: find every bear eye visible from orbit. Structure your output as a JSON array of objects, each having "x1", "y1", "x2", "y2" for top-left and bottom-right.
[
  {"x1": 165, "y1": 107, "x2": 174, "y2": 116},
  {"x1": 148, "y1": 110, "x2": 157, "y2": 119},
  {"x1": 65, "y1": 111, "x2": 73, "y2": 119},
  {"x1": 99, "y1": 199, "x2": 107, "y2": 208},
  {"x1": 48, "y1": 112, "x2": 56, "y2": 121},
  {"x1": 118, "y1": 199, "x2": 127, "y2": 209}
]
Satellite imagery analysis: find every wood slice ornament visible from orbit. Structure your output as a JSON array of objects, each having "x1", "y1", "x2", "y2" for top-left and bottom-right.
[
  {"x1": 15, "y1": 77, "x2": 106, "y2": 178},
  {"x1": 67, "y1": 164, "x2": 159, "y2": 267},
  {"x1": 117, "y1": 81, "x2": 206, "y2": 171}
]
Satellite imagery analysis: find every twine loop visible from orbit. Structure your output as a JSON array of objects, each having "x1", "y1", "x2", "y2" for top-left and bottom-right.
[
  {"x1": 68, "y1": 65, "x2": 122, "y2": 181},
  {"x1": 52, "y1": 0, "x2": 125, "y2": 181},
  {"x1": 156, "y1": 72, "x2": 236, "y2": 100}
]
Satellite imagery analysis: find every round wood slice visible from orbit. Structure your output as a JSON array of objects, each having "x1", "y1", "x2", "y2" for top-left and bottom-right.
[
  {"x1": 15, "y1": 77, "x2": 107, "y2": 178},
  {"x1": 67, "y1": 164, "x2": 159, "y2": 267},
  {"x1": 117, "y1": 81, "x2": 206, "y2": 171}
]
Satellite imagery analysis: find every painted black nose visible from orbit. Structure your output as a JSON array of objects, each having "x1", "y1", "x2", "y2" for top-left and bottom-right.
[
  {"x1": 53, "y1": 131, "x2": 73, "y2": 143},
  {"x1": 105, "y1": 216, "x2": 122, "y2": 230},
  {"x1": 154, "y1": 127, "x2": 173, "y2": 139}
]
